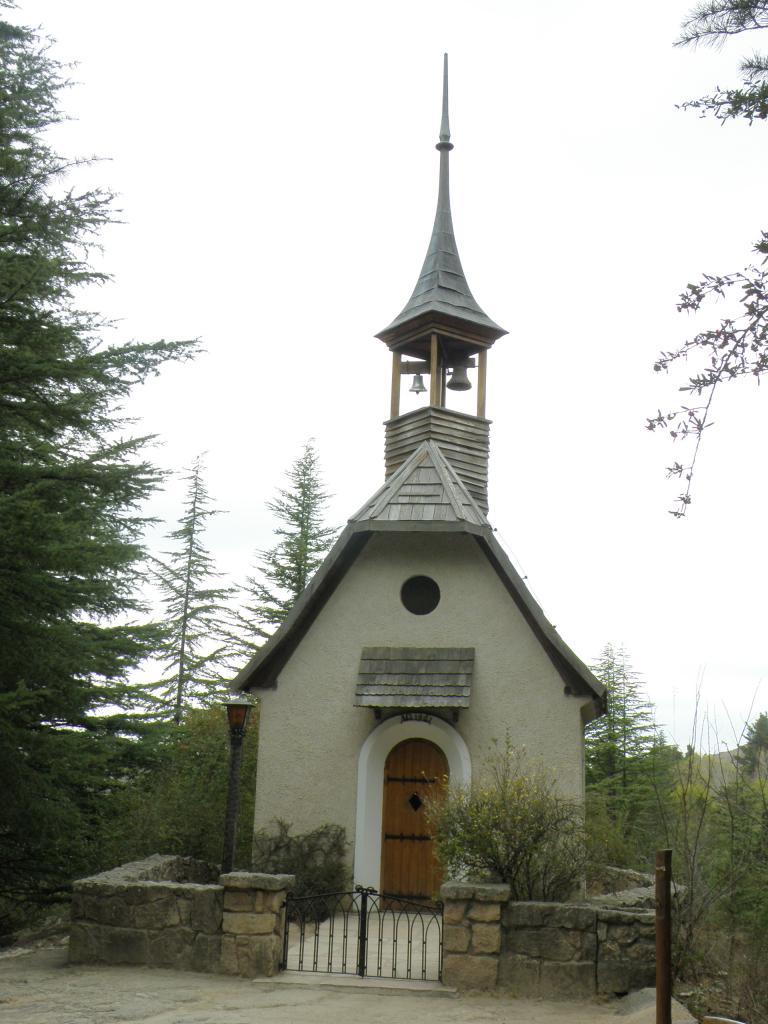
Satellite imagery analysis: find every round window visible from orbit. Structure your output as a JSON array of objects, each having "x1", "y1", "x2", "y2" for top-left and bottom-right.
[{"x1": 400, "y1": 575, "x2": 440, "y2": 615}]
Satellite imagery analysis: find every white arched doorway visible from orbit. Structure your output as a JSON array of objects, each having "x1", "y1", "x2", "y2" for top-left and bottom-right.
[{"x1": 353, "y1": 716, "x2": 471, "y2": 890}]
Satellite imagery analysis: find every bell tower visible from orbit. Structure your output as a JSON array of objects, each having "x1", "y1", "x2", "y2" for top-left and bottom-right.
[{"x1": 376, "y1": 54, "x2": 506, "y2": 514}]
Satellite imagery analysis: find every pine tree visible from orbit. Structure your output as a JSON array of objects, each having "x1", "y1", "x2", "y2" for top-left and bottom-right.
[
  {"x1": 228, "y1": 442, "x2": 336, "y2": 660},
  {"x1": 584, "y1": 646, "x2": 675, "y2": 869},
  {"x1": 586, "y1": 644, "x2": 657, "y2": 791},
  {"x1": 0, "y1": 13, "x2": 195, "y2": 914},
  {"x1": 141, "y1": 457, "x2": 233, "y2": 722}
]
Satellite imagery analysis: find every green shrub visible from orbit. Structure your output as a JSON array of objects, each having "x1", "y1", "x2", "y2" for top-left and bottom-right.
[
  {"x1": 427, "y1": 741, "x2": 586, "y2": 901},
  {"x1": 252, "y1": 820, "x2": 349, "y2": 898}
]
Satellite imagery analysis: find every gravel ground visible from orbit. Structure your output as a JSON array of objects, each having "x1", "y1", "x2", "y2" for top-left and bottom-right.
[{"x1": 0, "y1": 944, "x2": 697, "y2": 1024}]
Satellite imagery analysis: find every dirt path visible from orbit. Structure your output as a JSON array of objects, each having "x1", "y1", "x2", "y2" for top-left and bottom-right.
[{"x1": 0, "y1": 945, "x2": 696, "y2": 1024}]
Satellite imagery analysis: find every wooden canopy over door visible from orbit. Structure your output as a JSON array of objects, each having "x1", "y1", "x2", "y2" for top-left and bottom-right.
[{"x1": 380, "y1": 738, "x2": 448, "y2": 901}]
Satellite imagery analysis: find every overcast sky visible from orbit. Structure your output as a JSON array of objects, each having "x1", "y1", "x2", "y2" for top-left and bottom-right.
[{"x1": 14, "y1": 0, "x2": 767, "y2": 749}]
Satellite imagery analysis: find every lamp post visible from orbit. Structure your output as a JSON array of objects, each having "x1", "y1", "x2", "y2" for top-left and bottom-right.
[{"x1": 221, "y1": 696, "x2": 253, "y2": 874}]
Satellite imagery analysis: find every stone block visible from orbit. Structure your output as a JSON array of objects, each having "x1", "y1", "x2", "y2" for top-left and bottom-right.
[
  {"x1": 220, "y1": 934, "x2": 282, "y2": 977},
  {"x1": 192, "y1": 932, "x2": 222, "y2": 973},
  {"x1": 442, "y1": 899, "x2": 467, "y2": 925},
  {"x1": 504, "y1": 902, "x2": 595, "y2": 931},
  {"x1": 245, "y1": 934, "x2": 282, "y2": 977},
  {"x1": 79, "y1": 895, "x2": 107, "y2": 924},
  {"x1": 220, "y1": 934, "x2": 238, "y2": 974},
  {"x1": 468, "y1": 901, "x2": 500, "y2": 922},
  {"x1": 68, "y1": 922, "x2": 101, "y2": 963},
  {"x1": 222, "y1": 911, "x2": 275, "y2": 935},
  {"x1": 441, "y1": 883, "x2": 476, "y2": 901},
  {"x1": 442, "y1": 953, "x2": 499, "y2": 990},
  {"x1": 443, "y1": 924, "x2": 470, "y2": 953},
  {"x1": 471, "y1": 883, "x2": 510, "y2": 903},
  {"x1": 224, "y1": 890, "x2": 255, "y2": 912},
  {"x1": 470, "y1": 923, "x2": 501, "y2": 954},
  {"x1": 90, "y1": 895, "x2": 134, "y2": 927},
  {"x1": 147, "y1": 927, "x2": 195, "y2": 969},
  {"x1": 498, "y1": 953, "x2": 540, "y2": 995},
  {"x1": 597, "y1": 907, "x2": 655, "y2": 927},
  {"x1": 597, "y1": 959, "x2": 655, "y2": 995},
  {"x1": 102, "y1": 926, "x2": 150, "y2": 965},
  {"x1": 190, "y1": 889, "x2": 222, "y2": 932},
  {"x1": 260, "y1": 890, "x2": 286, "y2": 913},
  {"x1": 505, "y1": 926, "x2": 584, "y2": 962},
  {"x1": 600, "y1": 931, "x2": 655, "y2": 962},
  {"x1": 177, "y1": 897, "x2": 192, "y2": 925},
  {"x1": 134, "y1": 895, "x2": 180, "y2": 930},
  {"x1": 539, "y1": 960, "x2": 595, "y2": 999},
  {"x1": 219, "y1": 871, "x2": 294, "y2": 892}
]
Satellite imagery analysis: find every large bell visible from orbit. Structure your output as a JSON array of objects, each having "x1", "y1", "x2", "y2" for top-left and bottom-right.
[
  {"x1": 409, "y1": 373, "x2": 427, "y2": 394},
  {"x1": 446, "y1": 364, "x2": 471, "y2": 391}
]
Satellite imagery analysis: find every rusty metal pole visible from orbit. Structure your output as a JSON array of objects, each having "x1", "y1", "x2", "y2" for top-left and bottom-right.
[{"x1": 656, "y1": 849, "x2": 672, "y2": 1024}]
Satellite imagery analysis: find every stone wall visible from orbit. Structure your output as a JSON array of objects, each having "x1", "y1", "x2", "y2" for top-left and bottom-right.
[
  {"x1": 219, "y1": 872, "x2": 292, "y2": 977},
  {"x1": 441, "y1": 882, "x2": 509, "y2": 990},
  {"x1": 501, "y1": 902, "x2": 655, "y2": 998},
  {"x1": 69, "y1": 856, "x2": 293, "y2": 978},
  {"x1": 441, "y1": 881, "x2": 656, "y2": 996}
]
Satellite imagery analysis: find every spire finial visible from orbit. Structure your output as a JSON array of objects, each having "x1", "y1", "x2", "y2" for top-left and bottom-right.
[
  {"x1": 375, "y1": 52, "x2": 506, "y2": 346},
  {"x1": 437, "y1": 53, "x2": 453, "y2": 151}
]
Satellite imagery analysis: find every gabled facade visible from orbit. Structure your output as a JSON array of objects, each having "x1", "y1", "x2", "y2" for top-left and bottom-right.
[{"x1": 236, "y1": 57, "x2": 603, "y2": 900}]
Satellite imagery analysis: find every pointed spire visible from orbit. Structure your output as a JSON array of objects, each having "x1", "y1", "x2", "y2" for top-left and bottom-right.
[
  {"x1": 438, "y1": 52, "x2": 452, "y2": 149},
  {"x1": 377, "y1": 54, "x2": 505, "y2": 344}
]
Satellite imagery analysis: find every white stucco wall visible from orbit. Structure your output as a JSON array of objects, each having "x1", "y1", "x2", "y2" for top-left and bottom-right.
[{"x1": 252, "y1": 531, "x2": 590, "y2": 887}]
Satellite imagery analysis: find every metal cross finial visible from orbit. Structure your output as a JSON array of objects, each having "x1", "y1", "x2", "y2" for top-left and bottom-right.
[{"x1": 437, "y1": 53, "x2": 454, "y2": 151}]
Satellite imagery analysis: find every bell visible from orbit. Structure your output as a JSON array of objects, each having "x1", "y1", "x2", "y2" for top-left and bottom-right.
[
  {"x1": 446, "y1": 364, "x2": 471, "y2": 391},
  {"x1": 409, "y1": 373, "x2": 427, "y2": 395}
]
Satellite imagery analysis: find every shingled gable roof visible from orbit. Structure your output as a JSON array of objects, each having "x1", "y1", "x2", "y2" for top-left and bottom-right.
[
  {"x1": 232, "y1": 451, "x2": 604, "y2": 717},
  {"x1": 351, "y1": 440, "x2": 488, "y2": 531}
]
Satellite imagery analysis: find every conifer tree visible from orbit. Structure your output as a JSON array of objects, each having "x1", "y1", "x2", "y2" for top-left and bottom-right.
[
  {"x1": 142, "y1": 457, "x2": 233, "y2": 722},
  {"x1": 229, "y1": 442, "x2": 336, "y2": 659},
  {"x1": 585, "y1": 644, "x2": 657, "y2": 795},
  {"x1": 0, "y1": 12, "x2": 195, "y2": 913}
]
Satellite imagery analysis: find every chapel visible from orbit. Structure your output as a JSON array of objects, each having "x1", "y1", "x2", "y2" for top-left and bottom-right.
[{"x1": 235, "y1": 57, "x2": 604, "y2": 901}]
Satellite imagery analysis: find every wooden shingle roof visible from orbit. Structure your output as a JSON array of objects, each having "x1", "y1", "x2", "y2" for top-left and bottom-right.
[
  {"x1": 351, "y1": 440, "x2": 488, "y2": 530},
  {"x1": 355, "y1": 646, "x2": 474, "y2": 709}
]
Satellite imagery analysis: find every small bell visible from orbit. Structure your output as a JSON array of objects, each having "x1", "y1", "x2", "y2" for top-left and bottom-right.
[
  {"x1": 446, "y1": 364, "x2": 471, "y2": 391},
  {"x1": 409, "y1": 373, "x2": 427, "y2": 395}
]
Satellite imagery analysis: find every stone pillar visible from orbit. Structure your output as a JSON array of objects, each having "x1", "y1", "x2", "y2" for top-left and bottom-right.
[
  {"x1": 440, "y1": 881, "x2": 509, "y2": 990},
  {"x1": 219, "y1": 871, "x2": 295, "y2": 977}
]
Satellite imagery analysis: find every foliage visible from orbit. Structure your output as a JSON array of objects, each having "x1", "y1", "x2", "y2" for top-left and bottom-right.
[
  {"x1": 677, "y1": 1, "x2": 768, "y2": 124},
  {"x1": 586, "y1": 644, "x2": 656, "y2": 790},
  {"x1": 584, "y1": 645, "x2": 678, "y2": 869},
  {"x1": 140, "y1": 457, "x2": 234, "y2": 722},
  {"x1": 647, "y1": 234, "x2": 768, "y2": 516},
  {"x1": 251, "y1": 820, "x2": 349, "y2": 899},
  {"x1": 229, "y1": 442, "x2": 336, "y2": 654},
  {"x1": 0, "y1": 13, "x2": 195, "y2": 919},
  {"x1": 649, "y1": 3, "x2": 768, "y2": 515},
  {"x1": 737, "y1": 709, "x2": 768, "y2": 775},
  {"x1": 647, "y1": 709, "x2": 768, "y2": 1011},
  {"x1": 100, "y1": 707, "x2": 258, "y2": 871},
  {"x1": 428, "y1": 741, "x2": 586, "y2": 901}
]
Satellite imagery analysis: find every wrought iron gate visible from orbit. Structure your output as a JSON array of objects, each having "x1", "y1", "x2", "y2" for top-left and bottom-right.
[{"x1": 281, "y1": 885, "x2": 443, "y2": 981}]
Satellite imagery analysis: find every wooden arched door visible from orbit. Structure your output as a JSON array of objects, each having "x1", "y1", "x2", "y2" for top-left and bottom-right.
[{"x1": 380, "y1": 738, "x2": 448, "y2": 900}]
